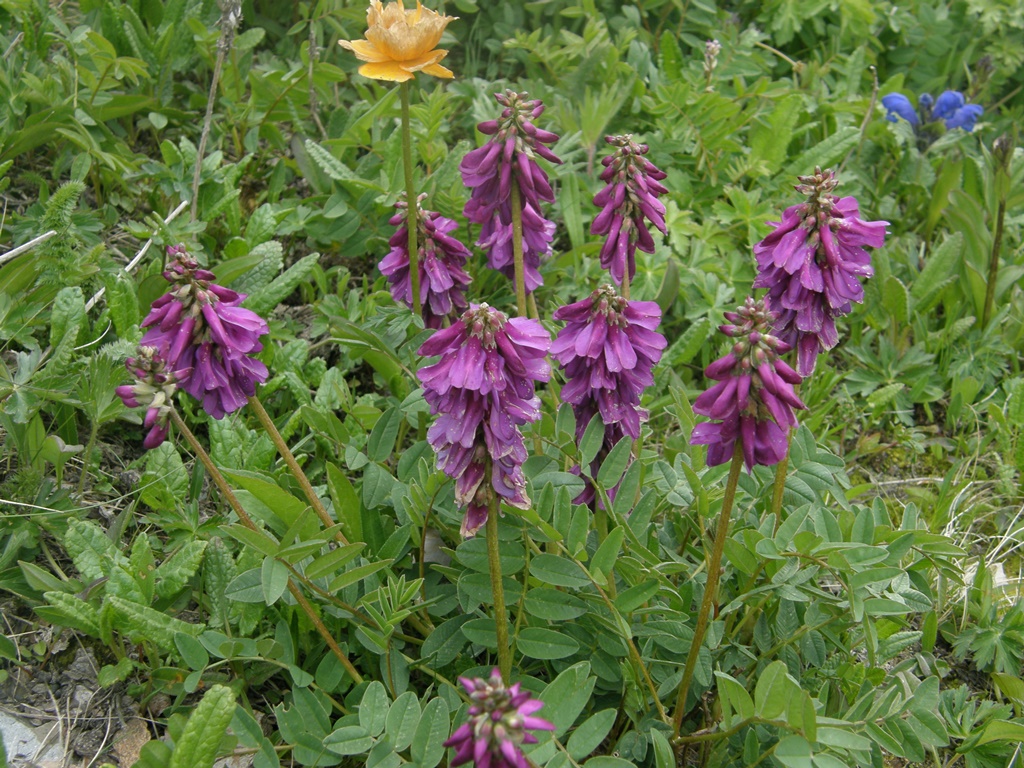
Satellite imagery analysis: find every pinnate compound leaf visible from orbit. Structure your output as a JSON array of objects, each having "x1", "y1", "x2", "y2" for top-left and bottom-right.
[{"x1": 168, "y1": 684, "x2": 236, "y2": 768}]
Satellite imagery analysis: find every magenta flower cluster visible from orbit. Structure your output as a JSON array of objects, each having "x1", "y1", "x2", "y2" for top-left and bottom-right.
[
  {"x1": 552, "y1": 285, "x2": 667, "y2": 444},
  {"x1": 691, "y1": 298, "x2": 806, "y2": 470},
  {"x1": 460, "y1": 90, "x2": 561, "y2": 293},
  {"x1": 592, "y1": 135, "x2": 668, "y2": 285},
  {"x1": 418, "y1": 304, "x2": 551, "y2": 537},
  {"x1": 445, "y1": 669, "x2": 554, "y2": 768},
  {"x1": 139, "y1": 245, "x2": 269, "y2": 420},
  {"x1": 379, "y1": 195, "x2": 472, "y2": 329},
  {"x1": 752, "y1": 168, "x2": 888, "y2": 376},
  {"x1": 115, "y1": 347, "x2": 189, "y2": 449}
]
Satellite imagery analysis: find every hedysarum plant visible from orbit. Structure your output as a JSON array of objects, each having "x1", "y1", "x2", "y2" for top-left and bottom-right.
[
  {"x1": 444, "y1": 669, "x2": 555, "y2": 768},
  {"x1": 116, "y1": 346, "x2": 189, "y2": 450},
  {"x1": 752, "y1": 167, "x2": 888, "y2": 377},
  {"x1": 591, "y1": 135, "x2": 668, "y2": 293},
  {"x1": 881, "y1": 90, "x2": 984, "y2": 133},
  {"x1": 140, "y1": 245, "x2": 269, "y2": 420},
  {"x1": 689, "y1": 297, "x2": 806, "y2": 470},
  {"x1": 461, "y1": 90, "x2": 561, "y2": 315},
  {"x1": 417, "y1": 304, "x2": 551, "y2": 537},
  {"x1": 338, "y1": 0, "x2": 456, "y2": 83},
  {"x1": 379, "y1": 195, "x2": 472, "y2": 328}
]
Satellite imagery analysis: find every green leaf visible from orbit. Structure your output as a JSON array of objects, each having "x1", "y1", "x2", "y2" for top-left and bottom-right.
[
  {"x1": 326, "y1": 559, "x2": 394, "y2": 592},
  {"x1": 243, "y1": 253, "x2": 320, "y2": 316},
  {"x1": 386, "y1": 691, "x2": 421, "y2": 751},
  {"x1": 168, "y1": 685, "x2": 236, "y2": 768},
  {"x1": 323, "y1": 726, "x2": 374, "y2": 756},
  {"x1": 49, "y1": 287, "x2": 85, "y2": 369},
  {"x1": 750, "y1": 94, "x2": 802, "y2": 174},
  {"x1": 225, "y1": 568, "x2": 267, "y2": 603},
  {"x1": 223, "y1": 470, "x2": 318, "y2": 540},
  {"x1": 882, "y1": 276, "x2": 910, "y2": 325},
  {"x1": 584, "y1": 758, "x2": 635, "y2": 768},
  {"x1": 175, "y1": 632, "x2": 210, "y2": 671},
  {"x1": 39, "y1": 592, "x2": 101, "y2": 636},
  {"x1": 360, "y1": 681, "x2": 390, "y2": 737},
  {"x1": 530, "y1": 554, "x2": 590, "y2": 588},
  {"x1": 659, "y1": 31, "x2": 683, "y2": 79},
  {"x1": 578, "y1": 414, "x2": 606, "y2": 470},
  {"x1": 566, "y1": 709, "x2": 616, "y2": 760},
  {"x1": 305, "y1": 543, "x2": 365, "y2": 581},
  {"x1": 154, "y1": 541, "x2": 207, "y2": 599},
  {"x1": 911, "y1": 232, "x2": 961, "y2": 311},
  {"x1": 411, "y1": 696, "x2": 450, "y2": 768},
  {"x1": 977, "y1": 719, "x2": 1024, "y2": 745},
  {"x1": 261, "y1": 557, "x2": 289, "y2": 605},
  {"x1": 781, "y1": 127, "x2": 859, "y2": 180},
  {"x1": 597, "y1": 438, "x2": 632, "y2": 489},
  {"x1": 63, "y1": 520, "x2": 113, "y2": 582},
  {"x1": 541, "y1": 662, "x2": 596, "y2": 737},
  {"x1": 715, "y1": 672, "x2": 754, "y2": 725},
  {"x1": 367, "y1": 407, "x2": 402, "y2": 462},
  {"x1": 590, "y1": 527, "x2": 624, "y2": 585},
  {"x1": 517, "y1": 627, "x2": 580, "y2": 660},
  {"x1": 753, "y1": 660, "x2": 790, "y2": 720},
  {"x1": 327, "y1": 463, "x2": 363, "y2": 542},
  {"x1": 773, "y1": 735, "x2": 812, "y2": 768},
  {"x1": 614, "y1": 580, "x2": 660, "y2": 613},
  {"x1": 109, "y1": 596, "x2": 204, "y2": 647},
  {"x1": 814, "y1": 727, "x2": 870, "y2": 750}
]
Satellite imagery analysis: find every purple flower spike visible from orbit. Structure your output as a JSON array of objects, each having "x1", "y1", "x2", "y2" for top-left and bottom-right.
[
  {"x1": 690, "y1": 298, "x2": 806, "y2": 470},
  {"x1": 379, "y1": 195, "x2": 472, "y2": 329},
  {"x1": 552, "y1": 285, "x2": 667, "y2": 444},
  {"x1": 752, "y1": 168, "x2": 888, "y2": 376},
  {"x1": 116, "y1": 347, "x2": 191, "y2": 450},
  {"x1": 418, "y1": 304, "x2": 551, "y2": 537},
  {"x1": 460, "y1": 90, "x2": 562, "y2": 294},
  {"x1": 592, "y1": 135, "x2": 668, "y2": 285},
  {"x1": 445, "y1": 669, "x2": 555, "y2": 768},
  {"x1": 140, "y1": 245, "x2": 270, "y2": 419}
]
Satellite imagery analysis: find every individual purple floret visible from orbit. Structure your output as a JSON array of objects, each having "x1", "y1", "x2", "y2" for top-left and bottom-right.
[
  {"x1": 591, "y1": 135, "x2": 668, "y2": 286},
  {"x1": 379, "y1": 195, "x2": 472, "y2": 329},
  {"x1": 418, "y1": 304, "x2": 551, "y2": 537},
  {"x1": 140, "y1": 245, "x2": 269, "y2": 419},
  {"x1": 752, "y1": 168, "x2": 888, "y2": 377},
  {"x1": 116, "y1": 347, "x2": 190, "y2": 450},
  {"x1": 881, "y1": 90, "x2": 983, "y2": 133},
  {"x1": 460, "y1": 90, "x2": 561, "y2": 294},
  {"x1": 690, "y1": 298, "x2": 806, "y2": 470},
  {"x1": 445, "y1": 668, "x2": 555, "y2": 768},
  {"x1": 552, "y1": 285, "x2": 667, "y2": 444}
]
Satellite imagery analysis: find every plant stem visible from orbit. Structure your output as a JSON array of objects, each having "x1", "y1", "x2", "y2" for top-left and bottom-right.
[
  {"x1": 621, "y1": 272, "x2": 630, "y2": 301},
  {"x1": 672, "y1": 442, "x2": 744, "y2": 736},
  {"x1": 400, "y1": 81, "x2": 422, "y2": 318},
  {"x1": 247, "y1": 394, "x2": 349, "y2": 545},
  {"x1": 768, "y1": 431, "x2": 792, "y2": 526},
  {"x1": 510, "y1": 183, "x2": 529, "y2": 318},
  {"x1": 169, "y1": 409, "x2": 363, "y2": 684},
  {"x1": 486, "y1": 488, "x2": 512, "y2": 682},
  {"x1": 982, "y1": 197, "x2": 1007, "y2": 328},
  {"x1": 191, "y1": 3, "x2": 240, "y2": 222}
]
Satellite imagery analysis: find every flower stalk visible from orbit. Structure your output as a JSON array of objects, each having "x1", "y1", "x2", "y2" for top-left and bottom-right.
[
  {"x1": 246, "y1": 394, "x2": 349, "y2": 545},
  {"x1": 486, "y1": 484, "x2": 512, "y2": 682},
  {"x1": 169, "y1": 409, "x2": 362, "y2": 684},
  {"x1": 672, "y1": 441, "x2": 744, "y2": 735},
  {"x1": 400, "y1": 82, "x2": 422, "y2": 318}
]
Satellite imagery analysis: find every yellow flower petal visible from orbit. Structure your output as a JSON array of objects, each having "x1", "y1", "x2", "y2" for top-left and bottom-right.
[
  {"x1": 338, "y1": 39, "x2": 390, "y2": 63},
  {"x1": 418, "y1": 61, "x2": 454, "y2": 79},
  {"x1": 358, "y1": 61, "x2": 416, "y2": 82}
]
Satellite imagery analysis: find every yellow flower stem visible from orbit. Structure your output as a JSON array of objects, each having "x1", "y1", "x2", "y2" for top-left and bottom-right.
[
  {"x1": 672, "y1": 441, "x2": 744, "y2": 736},
  {"x1": 400, "y1": 81, "x2": 422, "y2": 318},
  {"x1": 247, "y1": 394, "x2": 349, "y2": 545},
  {"x1": 510, "y1": 183, "x2": 529, "y2": 318},
  {"x1": 486, "y1": 483, "x2": 512, "y2": 683},
  {"x1": 169, "y1": 409, "x2": 363, "y2": 685}
]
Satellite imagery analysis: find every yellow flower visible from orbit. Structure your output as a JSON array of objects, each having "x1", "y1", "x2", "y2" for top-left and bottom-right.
[{"x1": 339, "y1": 0, "x2": 456, "y2": 83}]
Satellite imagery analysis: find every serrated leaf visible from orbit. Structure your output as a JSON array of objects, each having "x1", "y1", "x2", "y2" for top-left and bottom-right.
[
  {"x1": 49, "y1": 286, "x2": 85, "y2": 369},
  {"x1": 39, "y1": 592, "x2": 101, "y2": 636},
  {"x1": 109, "y1": 595, "x2": 203, "y2": 646},
  {"x1": 154, "y1": 541, "x2": 207, "y2": 599},
  {"x1": 230, "y1": 241, "x2": 285, "y2": 295},
  {"x1": 243, "y1": 253, "x2": 320, "y2": 316},
  {"x1": 882, "y1": 276, "x2": 910, "y2": 324},
  {"x1": 666, "y1": 317, "x2": 712, "y2": 366},
  {"x1": 867, "y1": 382, "x2": 905, "y2": 409},
  {"x1": 781, "y1": 128, "x2": 859, "y2": 180},
  {"x1": 169, "y1": 685, "x2": 236, "y2": 768},
  {"x1": 63, "y1": 520, "x2": 114, "y2": 582}
]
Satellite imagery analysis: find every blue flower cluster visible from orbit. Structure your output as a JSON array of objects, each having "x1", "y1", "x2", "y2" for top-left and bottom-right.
[{"x1": 882, "y1": 90, "x2": 983, "y2": 133}]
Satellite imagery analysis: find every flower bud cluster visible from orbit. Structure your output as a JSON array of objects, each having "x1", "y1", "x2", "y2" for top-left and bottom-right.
[
  {"x1": 444, "y1": 669, "x2": 555, "y2": 768},
  {"x1": 460, "y1": 91, "x2": 562, "y2": 293},
  {"x1": 691, "y1": 298, "x2": 806, "y2": 470},
  {"x1": 591, "y1": 135, "x2": 668, "y2": 286},
  {"x1": 116, "y1": 347, "x2": 190, "y2": 449},
  {"x1": 379, "y1": 195, "x2": 472, "y2": 328}
]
